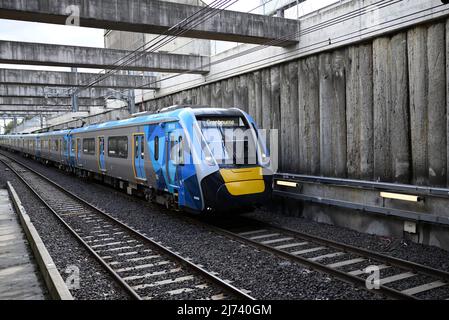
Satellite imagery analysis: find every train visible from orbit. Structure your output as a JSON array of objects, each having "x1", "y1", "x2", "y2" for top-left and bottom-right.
[{"x1": 0, "y1": 106, "x2": 273, "y2": 214}]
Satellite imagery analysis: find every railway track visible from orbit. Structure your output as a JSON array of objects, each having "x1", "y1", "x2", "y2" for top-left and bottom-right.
[
  {"x1": 3, "y1": 150, "x2": 449, "y2": 300},
  {"x1": 0, "y1": 152, "x2": 254, "y2": 301},
  {"x1": 198, "y1": 216, "x2": 449, "y2": 300}
]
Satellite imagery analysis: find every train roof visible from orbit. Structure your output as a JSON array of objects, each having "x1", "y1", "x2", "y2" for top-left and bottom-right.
[
  {"x1": 71, "y1": 107, "x2": 244, "y2": 134},
  {"x1": 1, "y1": 107, "x2": 246, "y2": 138}
]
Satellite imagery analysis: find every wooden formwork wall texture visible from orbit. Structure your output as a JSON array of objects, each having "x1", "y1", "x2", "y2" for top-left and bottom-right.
[{"x1": 146, "y1": 20, "x2": 449, "y2": 188}]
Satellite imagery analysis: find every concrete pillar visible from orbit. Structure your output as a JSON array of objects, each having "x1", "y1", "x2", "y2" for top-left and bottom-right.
[
  {"x1": 191, "y1": 88, "x2": 199, "y2": 105},
  {"x1": 200, "y1": 84, "x2": 211, "y2": 106},
  {"x1": 319, "y1": 51, "x2": 347, "y2": 178},
  {"x1": 270, "y1": 66, "x2": 281, "y2": 132},
  {"x1": 447, "y1": 20, "x2": 449, "y2": 188},
  {"x1": 280, "y1": 61, "x2": 299, "y2": 172},
  {"x1": 289, "y1": 62, "x2": 300, "y2": 173},
  {"x1": 247, "y1": 73, "x2": 256, "y2": 120},
  {"x1": 223, "y1": 78, "x2": 234, "y2": 108},
  {"x1": 373, "y1": 37, "x2": 393, "y2": 182},
  {"x1": 234, "y1": 75, "x2": 248, "y2": 113},
  {"x1": 298, "y1": 56, "x2": 320, "y2": 176},
  {"x1": 127, "y1": 89, "x2": 136, "y2": 114},
  {"x1": 270, "y1": 66, "x2": 281, "y2": 167},
  {"x1": 254, "y1": 71, "x2": 263, "y2": 125},
  {"x1": 211, "y1": 82, "x2": 222, "y2": 107},
  {"x1": 408, "y1": 26, "x2": 429, "y2": 185},
  {"x1": 346, "y1": 44, "x2": 374, "y2": 180},
  {"x1": 182, "y1": 90, "x2": 192, "y2": 105},
  {"x1": 427, "y1": 23, "x2": 447, "y2": 187},
  {"x1": 390, "y1": 33, "x2": 410, "y2": 184},
  {"x1": 280, "y1": 64, "x2": 289, "y2": 172},
  {"x1": 71, "y1": 67, "x2": 79, "y2": 112},
  {"x1": 171, "y1": 92, "x2": 180, "y2": 105},
  {"x1": 261, "y1": 69, "x2": 271, "y2": 130},
  {"x1": 164, "y1": 96, "x2": 173, "y2": 109}
]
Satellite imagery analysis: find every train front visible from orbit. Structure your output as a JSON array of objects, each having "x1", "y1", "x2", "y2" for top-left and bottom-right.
[{"x1": 193, "y1": 108, "x2": 273, "y2": 213}]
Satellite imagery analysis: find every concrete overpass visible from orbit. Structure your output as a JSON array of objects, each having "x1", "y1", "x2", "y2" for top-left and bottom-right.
[
  {"x1": 0, "y1": 106, "x2": 93, "y2": 113},
  {"x1": 0, "y1": 68, "x2": 159, "y2": 89},
  {"x1": 0, "y1": 0, "x2": 299, "y2": 46},
  {"x1": 0, "y1": 97, "x2": 105, "y2": 106},
  {"x1": 0, "y1": 40, "x2": 210, "y2": 74},
  {"x1": 0, "y1": 85, "x2": 110, "y2": 99},
  {"x1": 0, "y1": 112, "x2": 77, "y2": 117}
]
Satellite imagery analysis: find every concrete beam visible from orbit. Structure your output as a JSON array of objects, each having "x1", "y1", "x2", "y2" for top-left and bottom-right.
[
  {"x1": 0, "y1": 0, "x2": 298, "y2": 47},
  {"x1": 0, "y1": 97, "x2": 105, "y2": 106},
  {"x1": 0, "y1": 68, "x2": 159, "y2": 89},
  {"x1": 0, "y1": 85, "x2": 110, "y2": 99},
  {"x1": 0, "y1": 40, "x2": 209, "y2": 74},
  {"x1": 0, "y1": 106, "x2": 91, "y2": 112},
  {"x1": 0, "y1": 113, "x2": 65, "y2": 117}
]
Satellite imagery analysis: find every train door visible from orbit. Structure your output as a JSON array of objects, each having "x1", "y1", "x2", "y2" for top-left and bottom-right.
[
  {"x1": 69, "y1": 135, "x2": 76, "y2": 166},
  {"x1": 98, "y1": 137, "x2": 106, "y2": 172},
  {"x1": 76, "y1": 138, "x2": 81, "y2": 165},
  {"x1": 36, "y1": 137, "x2": 41, "y2": 158},
  {"x1": 59, "y1": 139, "x2": 63, "y2": 162},
  {"x1": 63, "y1": 136, "x2": 69, "y2": 165},
  {"x1": 133, "y1": 134, "x2": 146, "y2": 181},
  {"x1": 165, "y1": 124, "x2": 184, "y2": 189}
]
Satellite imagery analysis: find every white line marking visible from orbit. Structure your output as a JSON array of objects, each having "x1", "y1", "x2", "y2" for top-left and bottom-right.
[
  {"x1": 274, "y1": 242, "x2": 308, "y2": 250},
  {"x1": 115, "y1": 261, "x2": 170, "y2": 273},
  {"x1": 132, "y1": 275, "x2": 194, "y2": 291},
  {"x1": 249, "y1": 233, "x2": 280, "y2": 240},
  {"x1": 308, "y1": 252, "x2": 345, "y2": 262},
  {"x1": 380, "y1": 272, "x2": 416, "y2": 285},
  {"x1": 291, "y1": 247, "x2": 326, "y2": 255},
  {"x1": 348, "y1": 264, "x2": 390, "y2": 276},
  {"x1": 261, "y1": 237, "x2": 294, "y2": 245},
  {"x1": 122, "y1": 268, "x2": 182, "y2": 281},
  {"x1": 401, "y1": 281, "x2": 446, "y2": 295},
  {"x1": 237, "y1": 229, "x2": 267, "y2": 236},
  {"x1": 327, "y1": 258, "x2": 366, "y2": 269}
]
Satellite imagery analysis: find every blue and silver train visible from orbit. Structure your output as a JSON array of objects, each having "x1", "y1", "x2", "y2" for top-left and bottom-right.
[{"x1": 0, "y1": 106, "x2": 273, "y2": 214}]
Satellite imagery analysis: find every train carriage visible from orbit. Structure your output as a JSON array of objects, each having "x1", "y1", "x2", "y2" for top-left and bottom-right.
[{"x1": 0, "y1": 106, "x2": 273, "y2": 214}]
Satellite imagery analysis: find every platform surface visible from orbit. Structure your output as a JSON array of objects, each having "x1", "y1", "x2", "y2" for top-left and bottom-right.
[{"x1": 0, "y1": 189, "x2": 47, "y2": 300}]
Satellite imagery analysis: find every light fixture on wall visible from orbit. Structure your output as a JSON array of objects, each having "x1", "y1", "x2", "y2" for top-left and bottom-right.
[
  {"x1": 380, "y1": 192, "x2": 422, "y2": 203},
  {"x1": 276, "y1": 180, "x2": 298, "y2": 188}
]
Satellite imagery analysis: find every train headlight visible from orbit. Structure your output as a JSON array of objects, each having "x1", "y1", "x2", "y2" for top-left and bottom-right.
[
  {"x1": 261, "y1": 153, "x2": 270, "y2": 165},
  {"x1": 205, "y1": 156, "x2": 215, "y2": 166}
]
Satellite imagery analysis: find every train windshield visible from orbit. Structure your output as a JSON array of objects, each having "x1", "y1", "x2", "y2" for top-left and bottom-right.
[{"x1": 196, "y1": 116, "x2": 258, "y2": 167}]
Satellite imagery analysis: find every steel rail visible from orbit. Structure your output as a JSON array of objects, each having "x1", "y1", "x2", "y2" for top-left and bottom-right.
[
  {"x1": 0, "y1": 151, "x2": 254, "y2": 301},
  {"x1": 5, "y1": 150, "x2": 448, "y2": 300}
]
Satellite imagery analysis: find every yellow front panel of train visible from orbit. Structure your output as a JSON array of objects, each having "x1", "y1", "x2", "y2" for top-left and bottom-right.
[{"x1": 220, "y1": 167, "x2": 265, "y2": 196}]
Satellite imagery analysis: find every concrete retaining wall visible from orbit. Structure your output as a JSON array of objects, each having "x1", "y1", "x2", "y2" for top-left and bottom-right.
[{"x1": 145, "y1": 18, "x2": 449, "y2": 189}]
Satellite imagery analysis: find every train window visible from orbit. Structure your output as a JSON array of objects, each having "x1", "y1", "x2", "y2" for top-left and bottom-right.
[
  {"x1": 196, "y1": 115, "x2": 257, "y2": 166},
  {"x1": 170, "y1": 135, "x2": 177, "y2": 163},
  {"x1": 63, "y1": 139, "x2": 68, "y2": 152},
  {"x1": 178, "y1": 136, "x2": 184, "y2": 166},
  {"x1": 154, "y1": 137, "x2": 159, "y2": 161},
  {"x1": 71, "y1": 140, "x2": 76, "y2": 153},
  {"x1": 108, "y1": 136, "x2": 128, "y2": 159},
  {"x1": 83, "y1": 138, "x2": 95, "y2": 155},
  {"x1": 55, "y1": 139, "x2": 59, "y2": 152}
]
